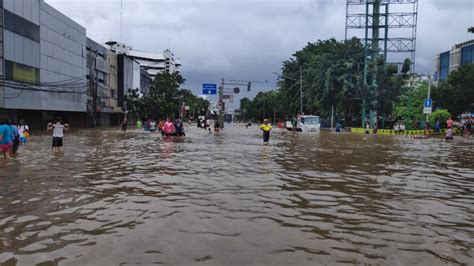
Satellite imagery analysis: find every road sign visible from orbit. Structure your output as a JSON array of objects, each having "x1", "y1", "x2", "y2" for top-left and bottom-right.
[
  {"x1": 202, "y1": 84, "x2": 217, "y2": 95},
  {"x1": 424, "y1": 99, "x2": 432, "y2": 108},
  {"x1": 423, "y1": 99, "x2": 432, "y2": 114}
]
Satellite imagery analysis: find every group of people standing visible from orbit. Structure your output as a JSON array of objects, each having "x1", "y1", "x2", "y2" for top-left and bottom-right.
[
  {"x1": 1, "y1": 115, "x2": 70, "y2": 158},
  {"x1": 138, "y1": 118, "x2": 185, "y2": 137},
  {"x1": 445, "y1": 115, "x2": 472, "y2": 140},
  {"x1": 393, "y1": 121, "x2": 406, "y2": 134},
  {"x1": 197, "y1": 118, "x2": 221, "y2": 133},
  {"x1": 0, "y1": 118, "x2": 29, "y2": 158}
]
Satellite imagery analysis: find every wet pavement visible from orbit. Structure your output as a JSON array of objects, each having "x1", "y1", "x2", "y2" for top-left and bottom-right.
[{"x1": 0, "y1": 124, "x2": 473, "y2": 265}]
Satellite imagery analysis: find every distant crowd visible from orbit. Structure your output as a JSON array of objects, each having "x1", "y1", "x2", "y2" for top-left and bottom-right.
[
  {"x1": 0, "y1": 117, "x2": 29, "y2": 158},
  {"x1": 121, "y1": 118, "x2": 185, "y2": 137},
  {"x1": 0, "y1": 116, "x2": 70, "y2": 158},
  {"x1": 361, "y1": 115, "x2": 472, "y2": 140}
]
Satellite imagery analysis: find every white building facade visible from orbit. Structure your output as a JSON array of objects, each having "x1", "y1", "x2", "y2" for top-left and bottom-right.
[{"x1": 110, "y1": 42, "x2": 181, "y2": 78}]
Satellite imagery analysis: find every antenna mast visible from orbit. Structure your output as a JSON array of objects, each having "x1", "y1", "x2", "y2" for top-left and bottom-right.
[{"x1": 120, "y1": 0, "x2": 123, "y2": 43}]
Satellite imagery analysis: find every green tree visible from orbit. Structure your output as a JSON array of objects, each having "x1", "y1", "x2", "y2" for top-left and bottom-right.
[
  {"x1": 392, "y1": 82, "x2": 428, "y2": 129},
  {"x1": 468, "y1": 27, "x2": 474, "y2": 33},
  {"x1": 432, "y1": 64, "x2": 474, "y2": 116},
  {"x1": 239, "y1": 97, "x2": 254, "y2": 121},
  {"x1": 277, "y1": 38, "x2": 367, "y2": 123},
  {"x1": 126, "y1": 72, "x2": 208, "y2": 120},
  {"x1": 401, "y1": 58, "x2": 411, "y2": 76},
  {"x1": 241, "y1": 38, "x2": 407, "y2": 125},
  {"x1": 429, "y1": 109, "x2": 451, "y2": 127},
  {"x1": 251, "y1": 91, "x2": 281, "y2": 122}
]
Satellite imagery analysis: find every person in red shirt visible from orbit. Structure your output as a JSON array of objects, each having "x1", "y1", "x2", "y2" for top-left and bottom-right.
[
  {"x1": 163, "y1": 118, "x2": 175, "y2": 136},
  {"x1": 446, "y1": 116, "x2": 453, "y2": 129}
]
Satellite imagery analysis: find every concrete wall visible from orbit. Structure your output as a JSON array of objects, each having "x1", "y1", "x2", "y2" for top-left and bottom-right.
[
  {"x1": 117, "y1": 54, "x2": 133, "y2": 107},
  {"x1": 39, "y1": 0, "x2": 87, "y2": 112},
  {"x1": 2, "y1": 0, "x2": 88, "y2": 112},
  {"x1": 4, "y1": 30, "x2": 40, "y2": 69},
  {"x1": 107, "y1": 50, "x2": 119, "y2": 112},
  {"x1": 3, "y1": 0, "x2": 40, "y2": 25},
  {"x1": 2, "y1": 0, "x2": 42, "y2": 110}
]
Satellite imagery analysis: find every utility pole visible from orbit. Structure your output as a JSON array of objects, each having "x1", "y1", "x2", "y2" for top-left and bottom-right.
[
  {"x1": 362, "y1": 0, "x2": 369, "y2": 127},
  {"x1": 90, "y1": 49, "x2": 98, "y2": 128},
  {"x1": 426, "y1": 74, "x2": 431, "y2": 122},
  {"x1": 219, "y1": 78, "x2": 224, "y2": 128},
  {"x1": 331, "y1": 105, "x2": 334, "y2": 129},
  {"x1": 120, "y1": 0, "x2": 123, "y2": 43},
  {"x1": 273, "y1": 108, "x2": 276, "y2": 125},
  {"x1": 300, "y1": 66, "x2": 303, "y2": 114},
  {"x1": 218, "y1": 78, "x2": 266, "y2": 127}
]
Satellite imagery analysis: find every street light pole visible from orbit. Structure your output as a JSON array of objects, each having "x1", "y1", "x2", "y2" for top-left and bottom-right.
[{"x1": 300, "y1": 66, "x2": 303, "y2": 114}]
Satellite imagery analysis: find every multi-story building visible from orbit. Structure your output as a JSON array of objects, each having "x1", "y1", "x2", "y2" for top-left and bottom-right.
[
  {"x1": 0, "y1": 1, "x2": 183, "y2": 128},
  {"x1": 0, "y1": 0, "x2": 87, "y2": 129},
  {"x1": 86, "y1": 37, "x2": 118, "y2": 126},
  {"x1": 435, "y1": 39, "x2": 474, "y2": 82},
  {"x1": 127, "y1": 49, "x2": 182, "y2": 77},
  {"x1": 108, "y1": 42, "x2": 182, "y2": 108},
  {"x1": 163, "y1": 49, "x2": 181, "y2": 74},
  {"x1": 109, "y1": 42, "x2": 181, "y2": 88}
]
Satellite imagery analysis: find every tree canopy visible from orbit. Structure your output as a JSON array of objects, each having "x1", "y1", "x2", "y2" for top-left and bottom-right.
[
  {"x1": 126, "y1": 72, "x2": 209, "y2": 120},
  {"x1": 432, "y1": 64, "x2": 474, "y2": 116},
  {"x1": 240, "y1": 38, "x2": 410, "y2": 126}
]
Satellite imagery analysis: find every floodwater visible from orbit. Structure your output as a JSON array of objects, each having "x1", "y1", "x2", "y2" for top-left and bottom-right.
[{"x1": 0, "y1": 124, "x2": 473, "y2": 265}]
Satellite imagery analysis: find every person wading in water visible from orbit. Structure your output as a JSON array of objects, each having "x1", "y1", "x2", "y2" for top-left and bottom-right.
[{"x1": 259, "y1": 119, "x2": 272, "y2": 144}]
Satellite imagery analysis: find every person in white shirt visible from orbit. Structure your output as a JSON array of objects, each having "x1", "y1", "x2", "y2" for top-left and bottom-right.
[
  {"x1": 47, "y1": 117, "x2": 69, "y2": 152},
  {"x1": 17, "y1": 120, "x2": 29, "y2": 144}
]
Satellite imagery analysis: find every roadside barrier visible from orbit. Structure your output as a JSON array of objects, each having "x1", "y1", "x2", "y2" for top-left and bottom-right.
[{"x1": 350, "y1": 128, "x2": 460, "y2": 136}]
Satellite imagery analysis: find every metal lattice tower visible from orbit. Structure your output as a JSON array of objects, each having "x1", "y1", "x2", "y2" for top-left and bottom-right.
[{"x1": 345, "y1": 0, "x2": 418, "y2": 73}]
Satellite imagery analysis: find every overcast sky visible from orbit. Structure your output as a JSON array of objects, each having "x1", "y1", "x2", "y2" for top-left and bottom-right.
[{"x1": 47, "y1": 0, "x2": 473, "y2": 108}]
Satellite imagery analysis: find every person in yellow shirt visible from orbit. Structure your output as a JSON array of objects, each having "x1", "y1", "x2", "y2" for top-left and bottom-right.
[{"x1": 259, "y1": 119, "x2": 272, "y2": 144}]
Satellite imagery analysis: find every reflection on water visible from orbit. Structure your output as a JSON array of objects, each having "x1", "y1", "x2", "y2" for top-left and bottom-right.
[{"x1": 0, "y1": 125, "x2": 473, "y2": 265}]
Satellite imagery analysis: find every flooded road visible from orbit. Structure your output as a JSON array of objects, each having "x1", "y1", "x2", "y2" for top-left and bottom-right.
[{"x1": 0, "y1": 124, "x2": 473, "y2": 265}]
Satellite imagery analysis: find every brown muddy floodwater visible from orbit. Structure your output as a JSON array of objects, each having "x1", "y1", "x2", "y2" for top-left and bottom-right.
[{"x1": 0, "y1": 124, "x2": 473, "y2": 265}]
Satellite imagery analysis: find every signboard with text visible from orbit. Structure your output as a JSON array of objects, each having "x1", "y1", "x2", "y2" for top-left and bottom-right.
[{"x1": 202, "y1": 84, "x2": 217, "y2": 95}]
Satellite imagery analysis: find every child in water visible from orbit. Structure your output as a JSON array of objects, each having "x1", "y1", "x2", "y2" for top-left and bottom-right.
[
  {"x1": 259, "y1": 119, "x2": 272, "y2": 144},
  {"x1": 445, "y1": 127, "x2": 453, "y2": 141}
]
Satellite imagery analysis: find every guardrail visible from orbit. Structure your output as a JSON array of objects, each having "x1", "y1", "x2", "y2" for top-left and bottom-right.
[{"x1": 350, "y1": 127, "x2": 461, "y2": 136}]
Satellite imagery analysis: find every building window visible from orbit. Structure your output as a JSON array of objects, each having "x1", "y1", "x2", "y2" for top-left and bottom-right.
[
  {"x1": 5, "y1": 60, "x2": 40, "y2": 84},
  {"x1": 461, "y1": 44, "x2": 474, "y2": 66},
  {"x1": 4, "y1": 10, "x2": 40, "y2": 42}
]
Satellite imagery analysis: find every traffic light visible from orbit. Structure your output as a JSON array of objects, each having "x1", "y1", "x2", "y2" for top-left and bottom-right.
[{"x1": 247, "y1": 82, "x2": 251, "y2": 92}]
